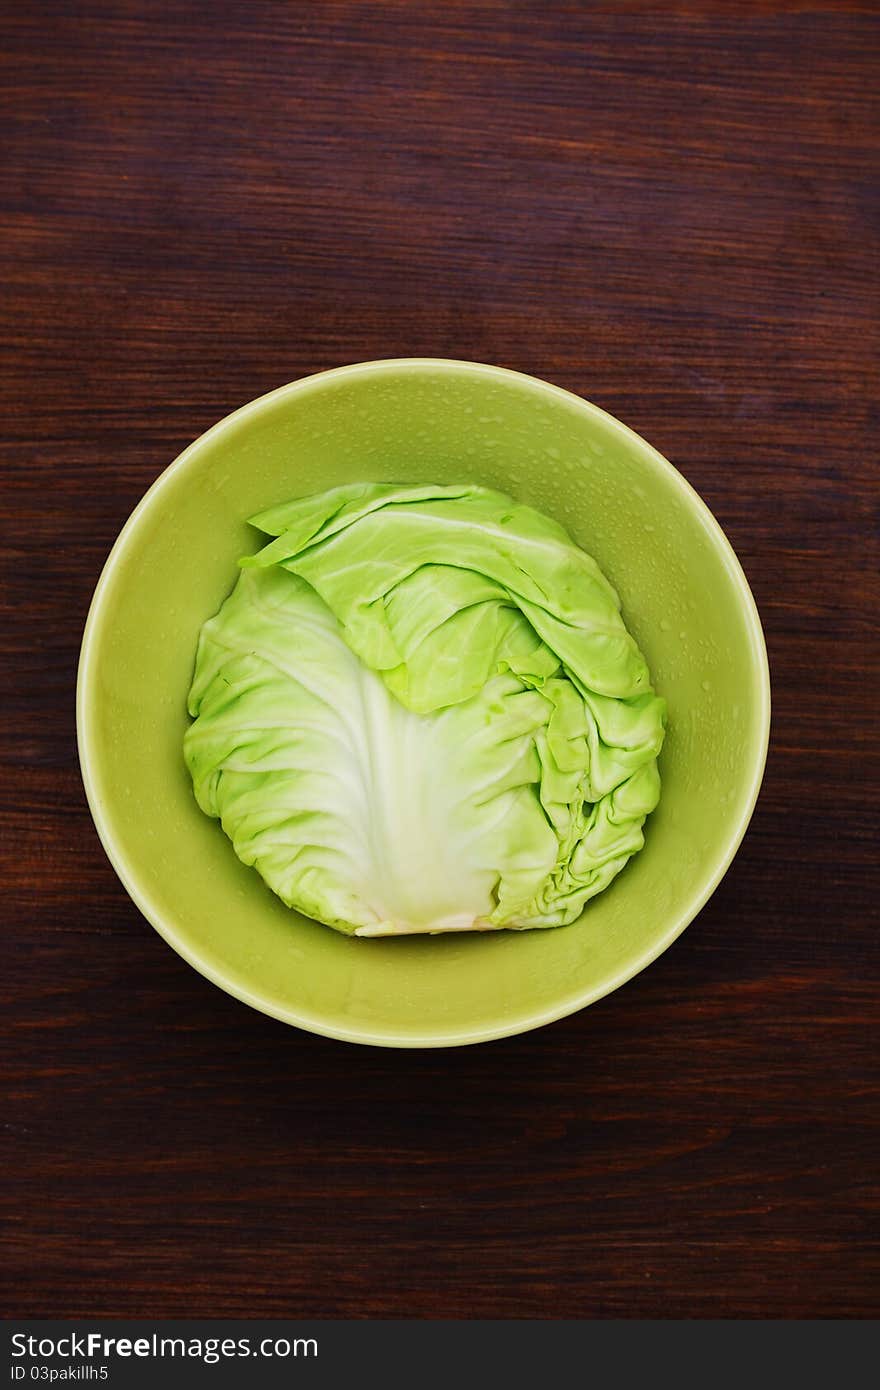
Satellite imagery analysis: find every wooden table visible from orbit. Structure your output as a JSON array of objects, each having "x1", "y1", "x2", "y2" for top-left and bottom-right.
[{"x1": 3, "y1": 2, "x2": 877, "y2": 1319}]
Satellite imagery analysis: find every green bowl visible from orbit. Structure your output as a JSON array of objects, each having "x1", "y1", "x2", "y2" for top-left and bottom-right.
[{"x1": 77, "y1": 360, "x2": 770, "y2": 1047}]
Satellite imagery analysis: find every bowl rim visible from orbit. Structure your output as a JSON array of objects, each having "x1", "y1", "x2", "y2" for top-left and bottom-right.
[{"x1": 76, "y1": 357, "x2": 771, "y2": 1047}]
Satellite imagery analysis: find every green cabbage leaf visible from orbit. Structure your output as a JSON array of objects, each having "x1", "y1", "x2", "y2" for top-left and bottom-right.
[{"x1": 184, "y1": 483, "x2": 666, "y2": 935}]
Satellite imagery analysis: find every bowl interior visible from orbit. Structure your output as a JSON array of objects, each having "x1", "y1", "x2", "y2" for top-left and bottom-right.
[{"x1": 78, "y1": 360, "x2": 769, "y2": 1045}]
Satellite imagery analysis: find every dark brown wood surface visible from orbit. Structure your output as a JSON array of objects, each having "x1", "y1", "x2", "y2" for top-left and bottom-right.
[{"x1": 2, "y1": 1, "x2": 878, "y2": 1320}]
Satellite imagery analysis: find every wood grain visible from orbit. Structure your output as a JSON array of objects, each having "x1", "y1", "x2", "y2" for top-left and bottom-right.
[{"x1": 1, "y1": 1, "x2": 878, "y2": 1319}]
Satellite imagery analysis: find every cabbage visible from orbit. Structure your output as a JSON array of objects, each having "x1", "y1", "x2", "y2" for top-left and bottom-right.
[{"x1": 184, "y1": 483, "x2": 666, "y2": 936}]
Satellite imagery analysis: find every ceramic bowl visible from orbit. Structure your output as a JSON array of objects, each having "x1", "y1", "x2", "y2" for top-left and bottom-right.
[{"x1": 77, "y1": 360, "x2": 770, "y2": 1046}]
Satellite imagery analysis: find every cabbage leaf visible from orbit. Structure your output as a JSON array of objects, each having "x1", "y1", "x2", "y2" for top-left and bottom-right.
[{"x1": 184, "y1": 483, "x2": 665, "y2": 935}]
